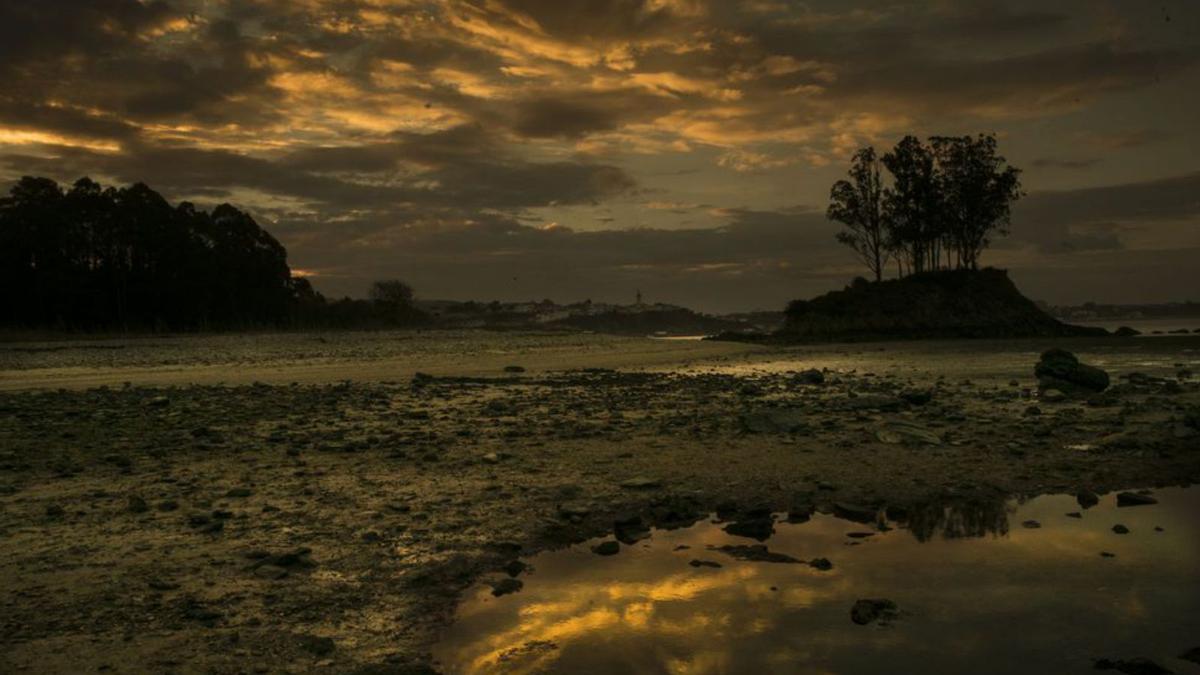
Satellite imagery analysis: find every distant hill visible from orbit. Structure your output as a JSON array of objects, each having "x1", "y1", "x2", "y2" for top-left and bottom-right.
[
  {"x1": 1047, "y1": 300, "x2": 1200, "y2": 322},
  {"x1": 719, "y1": 268, "x2": 1108, "y2": 343},
  {"x1": 417, "y1": 299, "x2": 757, "y2": 336},
  {"x1": 548, "y1": 307, "x2": 744, "y2": 336}
]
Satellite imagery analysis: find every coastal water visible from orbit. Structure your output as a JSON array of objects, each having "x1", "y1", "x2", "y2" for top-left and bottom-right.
[{"x1": 434, "y1": 488, "x2": 1200, "y2": 675}]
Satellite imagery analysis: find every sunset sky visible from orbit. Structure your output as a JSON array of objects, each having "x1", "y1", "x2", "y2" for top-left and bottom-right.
[{"x1": 1, "y1": 0, "x2": 1197, "y2": 311}]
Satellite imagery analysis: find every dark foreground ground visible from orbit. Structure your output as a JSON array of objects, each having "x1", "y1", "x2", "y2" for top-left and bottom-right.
[{"x1": 0, "y1": 331, "x2": 1197, "y2": 673}]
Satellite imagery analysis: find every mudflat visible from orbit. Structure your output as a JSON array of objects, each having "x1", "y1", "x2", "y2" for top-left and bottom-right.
[{"x1": 1, "y1": 331, "x2": 1197, "y2": 673}]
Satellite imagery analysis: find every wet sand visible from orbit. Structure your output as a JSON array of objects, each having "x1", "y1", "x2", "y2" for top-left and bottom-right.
[{"x1": 0, "y1": 331, "x2": 1197, "y2": 673}]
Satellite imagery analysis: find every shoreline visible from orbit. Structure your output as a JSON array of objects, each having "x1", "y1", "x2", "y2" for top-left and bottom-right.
[{"x1": 1, "y1": 332, "x2": 1197, "y2": 673}]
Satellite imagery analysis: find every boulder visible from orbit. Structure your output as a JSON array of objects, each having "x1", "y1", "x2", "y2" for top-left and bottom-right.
[
  {"x1": 851, "y1": 599, "x2": 898, "y2": 625},
  {"x1": 1116, "y1": 492, "x2": 1157, "y2": 507},
  {"x1": 723, "y1": 517, "x2": 775, "y2": 541},
  {"x1": 1035, "y1": 349, "x2": 1109, "y2": 395},
  {"x1": 795, "y1": 369, "x2": 825, "y2": 385}
]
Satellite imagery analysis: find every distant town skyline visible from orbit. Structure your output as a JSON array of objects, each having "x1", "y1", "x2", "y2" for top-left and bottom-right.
[{"x1": 2, "y1": 1, "x2": 1197, "y2": 312}]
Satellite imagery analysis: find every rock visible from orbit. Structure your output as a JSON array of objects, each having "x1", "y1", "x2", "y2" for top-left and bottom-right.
[
  {"x1": 503, "y1": 365, "x2": 526, "y2": 373},
  {"x1": 723, "y1": 518, "x2": 775, "y2": 541},
  {"x1": 490, "y1": 578, "x2": 524, "y2": 597},
  {"x1": 226, "y1": 487, "x2": 253, "y2": 498},
  {"x1": 833, "y1": 503, "x2": 877, "y2": 524},
  {"x1": 844, "y1": 394, "x2": 905, "y2": 411},
  {"x1": 899, "y1": 389, "x2": 933, "y2": 406},
  {"x1": 1116, "y1": 492, "x2": 1157, "y2": 507},
  {"x1": 248, "y1": 548, "x2": 317, "y2": 571},
  {"x1": 1113, "y1": 326, "x2": 1141, "y2": 337},
  {"x1": 481, "y1": 452, "x2": 502, "y2": 465},
  {"x1": 739, "y1": 408, "x2": 808, "y2": 434},
  {"x1": 787, "y1": 502, "x2": 814, "y2": 524},
  {"x1": 253, "y1": 564, "x2": 290, "y2": 580},
  {"x1": 299, "y1": 635, "x2": 336, "y2": 657},
  {"x1": 1041, "y1": 389, "x2": 1067, "y2": 403},
  {"x1": 713, "y1": 544, "x2": 801, "y2": 564},
  {"x1": 614, "y1": 515, "x2": 650, "y2": 544},
  {"x1": 147, "y1": 396, "x2": 171, "y2": 408},
  {"x1": 1022, "y1": 520, "x2": 1041, "y2": 529},
  {"x1": 557, "y1": 502, "x2": 591, "y2": 519},
  {"x1": 591, "y1": 540, "x2": 620, "y2": 556},
  {"x1": 1076, "y1": 491, "x2": 1100, "y2": 509},
  {"x1": 689, "y1": 559, "x2": 722, "y2": 568},
  {"x1": 850, "y1": 599, "x2": 898, "y2": 625},
  {"x1": 619, "y1": 477, "x2": 662, "y2": 490},
  {"x1": 875, "y1": 421, "x2": 941, "y2": 446},
  {"x1": 1093, "y1": 657, "x2": 1172, "y2": 675},
  {"x1": 503, "y1": 560, "x2": 528, "y2": 577},
  {"x1": 180, "y1": 599, "x2": 222, "y2": 625},
  {"x1": 127, "y1": 495, "x2": 149, "y2": 514},
  {"x1": 1035, "y1": 348, "x2": 1110, "y2": 395},
  {"x1": 808, "y1": 558, "x2": 833, "y2": 571},
  {"x1": 795, "y1": 369, "x2": 825, "y2": 385},
  {"x1": 1065, "y1": 512, "x2": 1082, "y2": 519},
  {"x1": 1112, "y1": 524, "x2": 1129, "y2": 534}
]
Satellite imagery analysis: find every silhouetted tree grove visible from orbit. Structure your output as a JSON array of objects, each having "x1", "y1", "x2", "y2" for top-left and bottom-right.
[
  {"x1": 0, "y1": 176, "x2": 297, "y2": 329},
  {"x1": 829, "y1": 134, "x2": 1023, "y2": 279},
  {"x1": 0, "y1": 176, "x2": 427, "y2": 331}
]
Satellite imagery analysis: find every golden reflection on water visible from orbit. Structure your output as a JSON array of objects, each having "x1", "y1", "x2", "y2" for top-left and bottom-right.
[{"x1": 436, "y1": 489, "x2": 1200, "y2": 674}]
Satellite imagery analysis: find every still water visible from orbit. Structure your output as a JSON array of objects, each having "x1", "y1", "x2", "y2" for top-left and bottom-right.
[{"x1": 434, "y1": 488, "x2": 1200, "y2": 674}]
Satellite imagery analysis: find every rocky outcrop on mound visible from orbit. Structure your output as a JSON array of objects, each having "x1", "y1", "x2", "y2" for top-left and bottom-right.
[{"x1": 728, "y1": 268, "x2": 1108, "y2": 343}]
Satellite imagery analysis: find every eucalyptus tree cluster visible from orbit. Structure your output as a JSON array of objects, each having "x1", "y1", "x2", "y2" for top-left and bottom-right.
[
  {"x1": 0, "y1": 176, "x2": 295, "y2": 330},
  {"x1": 827, "y1": 134, "x2": 1023, "y2": 281}
]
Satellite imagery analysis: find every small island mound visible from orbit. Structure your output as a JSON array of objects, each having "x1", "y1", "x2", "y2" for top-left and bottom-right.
[
  {"x1": 719, "y1": 268, "x2": 1108, "y2": 343},
  {"x1": 716, "y1": 135, "x2": 1113, "y2": 343}
]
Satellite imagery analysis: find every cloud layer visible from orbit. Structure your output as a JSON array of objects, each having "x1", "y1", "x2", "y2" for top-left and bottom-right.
[{"x1": 1, "y1": 0, "x2": 1198, "y2": 310}]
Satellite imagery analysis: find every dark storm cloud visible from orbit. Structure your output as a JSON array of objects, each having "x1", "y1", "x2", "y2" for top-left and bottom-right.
[
  {"x1": 513, "y1": 94, "x2": 635, "y2": 139},
  {"x1": 464, "y1": 0, "x2": 685, "y2": 41},
  {"x1": 115, "y1": 20, "x2": 280, "y2": 124},
  {"x1": 0, "y1": 0, "x2": 176, "y2": 69},
  {"x1": 1030, "y1": 158, "x2": 1102, "y2": 170},
  {"x1": 276, "y1": 202, "x2": 850, "y2": 312},
  {"x1": 1010, "y1": 171, "x2": 1200, "y2": 254},
  {"x1": 1019, "y1": 171, "x2": 1200, "y2": 228},
  {"x1": 0, "y1": 99, "x2": 141, "y2": 142},
  {"x1": 925, "y1": 4, "x2": 1069, "y2": 41},
  {"x1": 827, "y1": 42, "x2": 1196, "y2": 114},
  {"x1": 0, "y1": 124, "x2": 637, "y2": 212}
]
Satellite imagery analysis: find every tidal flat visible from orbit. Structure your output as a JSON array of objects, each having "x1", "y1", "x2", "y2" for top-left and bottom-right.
[{"x1": 0, "y1": 331, "x2": 1197, "y2": 673}]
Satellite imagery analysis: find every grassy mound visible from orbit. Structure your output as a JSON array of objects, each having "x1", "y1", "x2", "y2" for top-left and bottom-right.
[{"x1": 764, "y1": 268, "x2": 1107, "y2": 342}]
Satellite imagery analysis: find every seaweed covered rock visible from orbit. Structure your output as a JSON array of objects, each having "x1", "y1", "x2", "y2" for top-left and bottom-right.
[{"x1": 1035, "y1": 349, "x2": 1110, "y2": 395}]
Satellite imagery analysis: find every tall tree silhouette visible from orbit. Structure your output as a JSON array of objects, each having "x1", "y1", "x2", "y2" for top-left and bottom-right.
[{"x1": 828, "y1": 147, "x2": 888, "y2": 282}]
